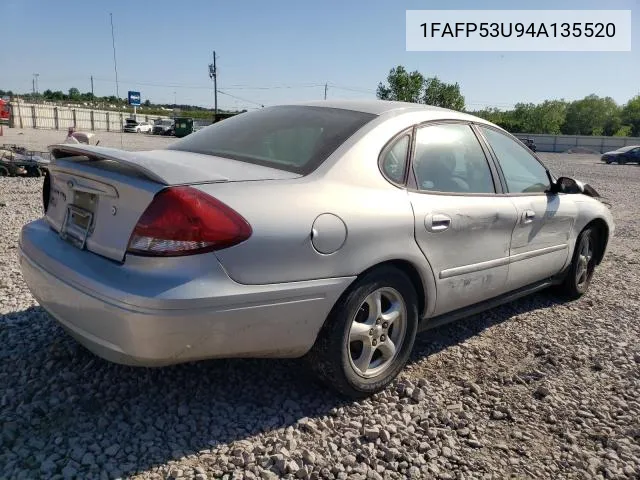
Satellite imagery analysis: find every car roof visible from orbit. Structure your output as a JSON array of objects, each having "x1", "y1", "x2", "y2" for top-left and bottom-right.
[{"x1": 281, "y1": 99, "x2": 495, "y2": 125}]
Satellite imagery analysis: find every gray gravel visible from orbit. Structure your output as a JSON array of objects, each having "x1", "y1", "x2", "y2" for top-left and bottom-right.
[{"x1": 1, "y1": 153, "x2": 639, "y2": 480}]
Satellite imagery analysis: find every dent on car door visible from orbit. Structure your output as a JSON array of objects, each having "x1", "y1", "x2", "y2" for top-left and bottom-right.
[
  {"x1": 478, "y1": 126, "x2": 576, "y2": 290},
  {"x1": 401, "y1": 122, "x2": 519, "y2": 316}
]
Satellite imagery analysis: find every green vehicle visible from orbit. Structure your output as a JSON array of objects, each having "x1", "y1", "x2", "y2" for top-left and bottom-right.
[{"x1": 174, "y1": 117, "x2": 194, "y2": 138}]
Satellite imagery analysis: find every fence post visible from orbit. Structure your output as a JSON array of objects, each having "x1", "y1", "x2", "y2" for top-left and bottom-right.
[
  {"x1": 90, "y1": 110, "x2": 95, "y2": 131},
  {"x1": 31, "y1": 105, "x2": 37, "y2": 129},
  {"x1": 119, "y1": 112, "x2": 123, "y2": 132},
  {"x1": 8, "y1": 104, "x2": 15, "y2": 128},
  {"x1": 552, "y1": 135, "x2": 557, "y2": 153},
  {"x1": 600, "y1": 137, "x2": 605, "y2": 154},
  {"x1": 106, "y1": 112, "x2": 110, "y2": 132},
  {"x1": 72, "y1": 109, "x2": 77, "y2": 128},
  {"x1": 54, "y1": 107, "x2": 59, "y2": 130}
]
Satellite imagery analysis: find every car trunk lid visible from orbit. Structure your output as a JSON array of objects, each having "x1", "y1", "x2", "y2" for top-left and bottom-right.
[{"x1": 45, "y1": 144, "x2": 300, "y2": 262}]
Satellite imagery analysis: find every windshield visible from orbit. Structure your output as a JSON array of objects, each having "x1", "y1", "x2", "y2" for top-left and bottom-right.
[
  {"x1": 157, "y1": 120, "x2": 173, "y2": 126},
  {"x1": 168, "y1": 106, "x2": 376, "y2": 174},
  {"x1": 616, "y1": 145, "x2": 637, "y2": 153}
]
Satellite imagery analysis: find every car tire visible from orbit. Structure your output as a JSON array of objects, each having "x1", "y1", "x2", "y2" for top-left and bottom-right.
[
  {"x1": 556, "y1": 227, "x2": 598, "y2": 300},
  {"x1": 0, "y1": 166, "x2": 8, "y2": 177},
  {"x1": 307, "y1": 266, "x2": 419, "y2": 399}
]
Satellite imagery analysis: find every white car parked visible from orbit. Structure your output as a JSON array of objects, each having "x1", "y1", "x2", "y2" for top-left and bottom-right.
[{"x1": 123, "y1": 120, "x2": 153, "y2": 133}]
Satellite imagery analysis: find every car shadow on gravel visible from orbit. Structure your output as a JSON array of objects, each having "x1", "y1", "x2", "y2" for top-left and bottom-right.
[
  {"x1": 410, "y1": 289, "x2": 564, "y2": 363},
  {"x1": 0, "y1": 291, "x2": 565, "y2": 477}
]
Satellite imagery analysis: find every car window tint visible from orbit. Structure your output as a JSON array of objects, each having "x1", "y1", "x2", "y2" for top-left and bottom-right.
[
  {"x1": 381, "y1": 135, "x2": 409, "y2": 184},
  {"x1": 169, "y1": 106, "x2": 376, "y2": 175},
  {"x1": 480, "y1": 127, "x2": 549, "y2": 193},
  {"x1": 413, "y1": 124, "x2": 495, "y2": 194}
]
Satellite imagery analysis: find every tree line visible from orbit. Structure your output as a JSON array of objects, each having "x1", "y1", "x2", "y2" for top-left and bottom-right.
[{"x1": 376, "y1": 66, "x2": 640, "y2": 137}]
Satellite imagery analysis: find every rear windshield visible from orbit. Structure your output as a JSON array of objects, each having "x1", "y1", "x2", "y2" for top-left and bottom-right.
[{"x1": 168, "y1": 105, "x2": 376, "y2": 174}]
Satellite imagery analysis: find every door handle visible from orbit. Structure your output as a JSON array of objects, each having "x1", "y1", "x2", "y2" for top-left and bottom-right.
[
  {"x1": 521, "y1": 210, "x2": 536, "y2": 224},
  {"x1": 426, "y1": 213, "x2": 451, "y2": 232}
]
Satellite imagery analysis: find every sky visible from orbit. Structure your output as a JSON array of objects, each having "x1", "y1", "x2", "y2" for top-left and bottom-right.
[{"x1": 1, "y1": 0, "x2": 639, "y2": 111}]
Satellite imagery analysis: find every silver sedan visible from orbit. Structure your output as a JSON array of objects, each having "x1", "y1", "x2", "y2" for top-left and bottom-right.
[{"x1": 19, "y1": 100, "x2": 614, "y2": 398}]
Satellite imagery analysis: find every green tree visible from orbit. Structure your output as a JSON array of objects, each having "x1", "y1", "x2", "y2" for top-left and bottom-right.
[
  {"x1": 621, "y1": 95, "x2": 640, "y2": 136},
  {"x1": 376, "y1": 66, "x2": 424, "y2": 103},
  {"x1": 562, "y1": 95, "x2": 621, "y2": 135},
  {"x1": 531, "y1": 100, "x2": 567, "y2": 134},
  {"x1": 423, "y1": 76, "x2": 465, "y2": 111},
  {"x1": 68, "y1": 87, "x2": 81, "y2": 100}
]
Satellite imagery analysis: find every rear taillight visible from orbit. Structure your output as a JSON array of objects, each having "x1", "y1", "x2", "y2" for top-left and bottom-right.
[{"x1": 127, "y1": 186, "x2": 252, "y2": 257}]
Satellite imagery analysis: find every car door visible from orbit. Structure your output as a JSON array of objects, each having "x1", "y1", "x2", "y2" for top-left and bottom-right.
[
  {"x1": 477, "y1": 126, "x2": 576, "y2": 291},
  {"x1": 405, "y1": 122, "x2": 519, "y2": 316}
]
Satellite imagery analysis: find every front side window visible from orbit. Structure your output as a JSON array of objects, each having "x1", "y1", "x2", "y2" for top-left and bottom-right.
[
  {"x1": 380, "y1": 134, "x2": 409, "y2": 184},
  {"x1": 479, "y1": 126, "x2": 550, "y2": 193},
  {"x1": 412, "y1": 123, "x2": 495, "y2": 194},
  {"x1": 169, "y1": 106, "x2": 376, "y2": 174}
]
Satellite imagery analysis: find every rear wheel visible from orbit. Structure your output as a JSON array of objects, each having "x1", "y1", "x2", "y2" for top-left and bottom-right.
[
  {"x1": 557, "y1": 227, "x2": 598, "y2": 299},
  {"x1": 307, "y1": 266, "x2": 419, "y2": 398},
  {"x1": 0, "y1": 166, "x2": 8, "y2": 177}
]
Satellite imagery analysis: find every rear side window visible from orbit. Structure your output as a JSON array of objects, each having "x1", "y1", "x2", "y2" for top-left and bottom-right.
[
  {"x1": 413, "y1": 123, "x2": 495, "y2": 194},
  {"x1": 169, "y1": 106, "x2": 376, "y2": 175}
]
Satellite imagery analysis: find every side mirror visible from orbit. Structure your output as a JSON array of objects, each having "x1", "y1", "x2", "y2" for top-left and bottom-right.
[
  {"x1": 552, "y1": 176, "x2": 584, "y2": 194},
  {"x1": 550, "y1": 176, "x2": 601, "y2": 198}
]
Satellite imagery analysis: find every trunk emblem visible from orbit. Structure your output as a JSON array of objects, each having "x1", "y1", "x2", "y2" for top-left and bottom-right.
[{"x1": 111, "y1": 206, "x2": 117, "y2": 216}]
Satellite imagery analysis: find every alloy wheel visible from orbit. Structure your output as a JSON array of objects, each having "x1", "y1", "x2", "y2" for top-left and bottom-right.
[{"x1": 347, "y1": 287, "x2": 407, "y2": 378}]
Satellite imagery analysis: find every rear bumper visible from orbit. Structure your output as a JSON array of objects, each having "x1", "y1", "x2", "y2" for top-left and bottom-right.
[{"x1": 19, "y1": 219, "x2": 355, "y2": 366}]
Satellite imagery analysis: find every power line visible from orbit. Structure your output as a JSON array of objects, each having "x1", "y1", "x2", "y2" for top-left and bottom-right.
[
  {"x1": 216, "y1": 89, "x2": 265, "y2": 108},
  {"x1": 328, "y1": 84, "x2": 377, "y2": 94},
  {"x1": 92, "y1": 77, "x2": 326, "y2": 91}
]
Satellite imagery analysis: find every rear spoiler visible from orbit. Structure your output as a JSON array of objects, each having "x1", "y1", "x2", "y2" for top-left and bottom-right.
[{"x1": 49, "y1": 144, "x2": 169, "y2": 185}]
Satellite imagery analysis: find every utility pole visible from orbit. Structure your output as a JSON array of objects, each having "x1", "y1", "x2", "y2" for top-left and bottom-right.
[
  {"x1": 324, "y1": 83, "x2": 328, "y2": 100},
  {"x1": 208, "y1": 51, "x2": 217, "y2": 121},
  {"x1": 91, "y1": 75, "x2": 94, "y2": 96},
  {"x1": 33, "y1": 73, "x2": 39, "y2": 102},
  {"x1": 32, "y1": 78, "x2": 35, "y2": 96},
  {"x1": 110, "y1": 13, "x2": 120, "y2": 100}
]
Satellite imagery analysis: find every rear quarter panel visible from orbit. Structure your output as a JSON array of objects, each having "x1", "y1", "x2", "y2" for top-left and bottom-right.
[{"x1": 201, "y1": 112, "x2": 446, "y2": 314}]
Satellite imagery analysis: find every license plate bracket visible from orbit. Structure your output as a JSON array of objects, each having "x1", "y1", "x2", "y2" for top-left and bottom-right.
[{"x1": 60, "y1": 205, "x2": 94, "y2": 250}]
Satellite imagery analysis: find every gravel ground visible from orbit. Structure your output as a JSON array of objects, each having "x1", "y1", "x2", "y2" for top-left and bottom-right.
[{"x1": 0, "y1": 153, "x2": 638, "y2": 480}]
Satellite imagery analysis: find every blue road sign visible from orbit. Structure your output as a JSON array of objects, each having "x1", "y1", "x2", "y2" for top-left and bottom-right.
[{"x1": 128, "y1": 91, "x2": 141, "y2": 106}]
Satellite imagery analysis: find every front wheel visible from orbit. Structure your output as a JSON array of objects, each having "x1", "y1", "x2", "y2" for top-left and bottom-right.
[
  {"x1": 307, "y1": 266, "x2": 419, "y2": 398},
  {"x1": 557, "y1": 227, "x2": 598, "y2": 299}
]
